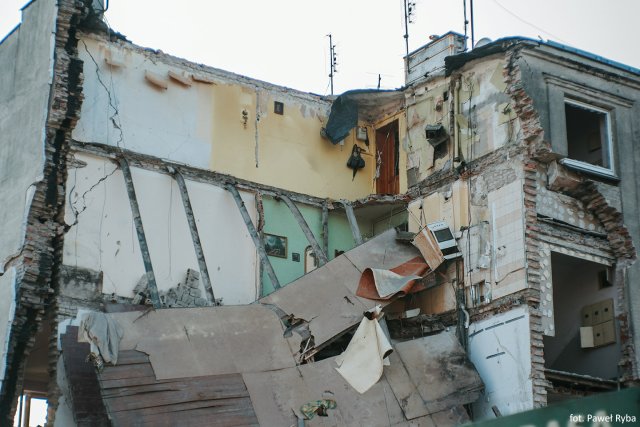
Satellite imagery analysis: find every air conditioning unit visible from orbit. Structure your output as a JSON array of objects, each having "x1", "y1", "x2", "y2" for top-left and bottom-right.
[
  {"x1": 426, "y1": 221, "x2": 461, "y2": 260},
  {"x1": 425, "y1": 124, "x2": 448, "y2": 146}
]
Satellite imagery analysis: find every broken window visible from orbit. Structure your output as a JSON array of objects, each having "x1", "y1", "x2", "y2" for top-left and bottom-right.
[{"x1": 562, "y1": 100, "x2": 614, "y2": 176}]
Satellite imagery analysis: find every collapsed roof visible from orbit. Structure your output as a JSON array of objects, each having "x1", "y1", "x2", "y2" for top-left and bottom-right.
[{"x1": 60, "y1": 230, "x2": 483, "y2": 426}]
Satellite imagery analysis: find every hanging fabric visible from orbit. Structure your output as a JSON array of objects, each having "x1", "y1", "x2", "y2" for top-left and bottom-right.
[{"x1": 346, "y1": 145, "x2": 365, "y2": 180}]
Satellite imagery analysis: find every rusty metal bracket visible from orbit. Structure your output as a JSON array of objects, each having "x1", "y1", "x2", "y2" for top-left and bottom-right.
[
  {"x1": 341, "y1": 200, "x2": 363, "y2": 246},
  {"x1": 119, "y1": 157, "x2": 161, "y2": 308},
  {"x1": 280, "y1": 194, "x2": 328, "y2": 266},
  {"x1": 226, "y1": 184, "x2": 281, "y2": 290},
  {"x1": 170, "y1": 168, "x2": 217, "y2": 305}
]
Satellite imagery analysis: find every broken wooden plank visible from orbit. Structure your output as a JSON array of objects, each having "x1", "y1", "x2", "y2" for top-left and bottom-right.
[
  {"x1": 225, "y1": 184, "x2": 280, "y2": 290},
  {"x1": 60, "y1": 327, "x2": 111, "y2": 426},
  {"x1": 279, "y1": 194, "x2": 328, "y2": 266},
  {"x1": 171, "y1": 169, "x2": 216, "y2": 304},
  {"x1": 411, "y1": 227, "x2": 445, "y2": 271},
  {"x1": 322, "y1": 201, "x2": 329, "y2": 258},
  {"x1": 119, "y1": 157, "x2": 161, "y2": 308},
  {"x1": 97, "y1": 349, "x2": 258, "y2": 426},
  {"x1": 341, "y1": 200, "x2": 363, "y2": 245}
]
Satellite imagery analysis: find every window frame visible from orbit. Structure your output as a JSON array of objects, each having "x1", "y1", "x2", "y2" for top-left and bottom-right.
[{"x1": 560, "y1": 98, "x2": 616, "y2": 178}]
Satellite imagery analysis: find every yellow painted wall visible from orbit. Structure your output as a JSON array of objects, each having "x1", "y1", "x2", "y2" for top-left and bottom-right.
[
  {"x1": 407, "y1": 179, "x2": 469, "y2": 233},
  {"x1": 210, "y1": 84, "x2": 377, "y2": 200},
  {"x1": 75, "y1": 35, "x2": 401, "y2": 202}
]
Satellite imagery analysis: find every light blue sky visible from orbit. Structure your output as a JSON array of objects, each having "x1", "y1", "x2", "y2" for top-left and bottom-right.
[{"x1": 2, "y1": 1, "x2": 639, "y2": 94}]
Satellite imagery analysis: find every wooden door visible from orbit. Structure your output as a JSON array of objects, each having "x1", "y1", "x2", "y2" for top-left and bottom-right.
[{"x1": 375, "y1": 120, "x2": 399, "y2": 194}]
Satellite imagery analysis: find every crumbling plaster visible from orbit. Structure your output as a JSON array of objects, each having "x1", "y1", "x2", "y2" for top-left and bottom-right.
[
  {"x1": 64, "y1": 151, "x2": 261, "y2": 304},
  {"x1": 73, "y1": 33, "x2": 379, "y2": 200},
  {"x1": 405, "y1": 56, "x2": 519, "y2": 187},
  {"x1": 0, "y1": 0, "x2": 87, "y2": 421},
  {"x1": 513, "y1": 46, "x2": 640, "y2": 380},
  {"x1": 0, "y1": 0, "x2": 56, "y2": 271}
]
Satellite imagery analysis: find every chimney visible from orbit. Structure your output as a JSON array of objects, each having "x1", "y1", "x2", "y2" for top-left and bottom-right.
[{"x1": 405, "y1": 31, "x2": 466, "y2": 85}]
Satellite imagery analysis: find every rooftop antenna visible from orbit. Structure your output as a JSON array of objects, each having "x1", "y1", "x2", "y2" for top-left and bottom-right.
[
  {"x1": 463, "y1": 0, "x2": 468, "y2": 50},
  {"x1": 470, "y1": 0, "x2": 475, "y2": 48},
  {"x1": 403, "y1": 0, "x2": 416, "y2": 58},
  {"x1": 327, "y1": 34, "x2": 338, "y2": 95}
]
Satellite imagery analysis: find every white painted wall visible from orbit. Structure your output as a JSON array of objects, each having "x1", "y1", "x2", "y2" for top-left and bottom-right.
[
  {"x1": 0, "y1": 0, "x2": 56, "y2": 271},
  {"x1": 72, "y1": 37, "x2": 213, "y2": 168},
  {"x1": 63, "y1": 152, "x2": 259, "y2": 304},
  {"x1": 468, "y1": 306, "x2": 533, "y2": 420}
]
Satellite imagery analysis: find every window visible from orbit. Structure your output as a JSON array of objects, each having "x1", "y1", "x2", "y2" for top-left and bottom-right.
[{"x1": 561, "y1": 99, "x2": 614, "y2": 176}]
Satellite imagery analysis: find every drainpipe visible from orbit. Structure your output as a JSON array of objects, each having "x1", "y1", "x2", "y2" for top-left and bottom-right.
[{"x1": 453, "y1": 77, "x2": 463, "y2": 166}]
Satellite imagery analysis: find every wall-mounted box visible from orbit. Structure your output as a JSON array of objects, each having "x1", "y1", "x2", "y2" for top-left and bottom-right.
[
  {"x1": 580, "y1": 326, "x2": 594, "y2": 348},
  {"x1": 600, "y1": 299, "x2": 614, "y2": 322},
  {"x1": 425, "y1": 124, "x2": 448, "y2": 146},
  {"x1": 356, "y1": 126, "x2": 368, "y2": 141},
  {"x1": 426, "y1": 221, "x2": 461, "y2": 260},
  {"x1": 580, "y1": 298, "x2": 616, "y2": 348},
  {"x1": 600, "y1": 320, "x2": 616, "y2": 346}
]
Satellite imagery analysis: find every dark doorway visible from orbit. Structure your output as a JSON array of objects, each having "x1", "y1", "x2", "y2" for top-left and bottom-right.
[
  {"x1": 375, "y1": 120, "x2": 400, "y2": 195},
  {"x1": 543, "y1": 253, "x2": 620, "y2": 380}
]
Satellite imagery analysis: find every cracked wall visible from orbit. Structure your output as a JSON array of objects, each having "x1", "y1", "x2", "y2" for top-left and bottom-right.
[
  {"x1": 64, "y1": 151, "x2": 261, "y2": 304},
  {"x1": 405, "y1": 57, "x2": 519, "y2": 187},
  {"x1": 73, "y1": 34, "x2": 377, "y2": 200},
  {"x1": 0, "y1": 1, "x2": 59, "y2": 396},
  {"x1": 514, "y1": 46, "x2": 640, "y2": 378}
]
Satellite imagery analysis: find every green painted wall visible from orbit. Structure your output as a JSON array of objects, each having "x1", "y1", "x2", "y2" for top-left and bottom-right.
[{"x1": 261, "y1": 197, "x2": 360, "y2": 296}]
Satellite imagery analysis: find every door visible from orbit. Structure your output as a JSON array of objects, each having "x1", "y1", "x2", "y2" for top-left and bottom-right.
[{"x1": 375, "y1": 120, "x2": 400, "y2": 194}]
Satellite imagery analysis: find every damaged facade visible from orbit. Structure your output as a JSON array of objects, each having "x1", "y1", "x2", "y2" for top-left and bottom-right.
[{"x1": 0, "y1": 0, "x2": 639, "y2": 425}]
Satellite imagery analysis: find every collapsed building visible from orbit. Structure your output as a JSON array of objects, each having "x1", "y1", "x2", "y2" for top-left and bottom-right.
[{"x1": 0, "y1": 0, "x2": 639, "y2": 425}]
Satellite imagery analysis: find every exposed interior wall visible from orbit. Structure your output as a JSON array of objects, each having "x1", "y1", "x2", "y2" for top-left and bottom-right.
[
  {"x1": 544, "y1": 252, "x2": 620, "y2": 379},
  {"x1": 408, "y1": 163, "x2": 526, "y2": 315},
  {"x1": 468, "y1": 306, "x2": 533, "y2": 419},
  {"x1": 63, "y1": 152, "x2": 260, "y2": 304},
  {"x1": 408, "y1": 179, "x2": 469, "y2": 234},
  {"x1": 405, "y1": 56, "x2": 518, "y2": 187},
  {"x1": 0, "y1": 0, "x2": 57, "y2": 269},
  {"x1": 260, "y1": 197, "x2": 357, "y2": 295},
  {"x1": 73, "y1": 35, "x2": 376, "y2": 201},
  {"x1": 518, "y1": 47, "x2": 640, "y2": 376}
]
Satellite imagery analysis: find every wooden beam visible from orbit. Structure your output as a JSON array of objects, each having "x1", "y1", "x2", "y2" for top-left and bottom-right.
[
  {"x1": 171, "y1": 169, "x2": 216, "y2": 304},
  {"x1": 341, "y1": 200, "x2": 363, "y2": 246},
  {"x1": 70, "y1": 140, "x2": 328, "y2": 208},
  {"x1": 225, "y1": 184, "x2": 281, "y2": 290},
  {"x1": 322, "y1": 201, "x2": 329, "y2": 258},
  {"x1": 279, "y1": 194, "x2": 328, "y2": 266},
  {"x1": 119, "y1": 157, "x2": 161, "y2": 308}
]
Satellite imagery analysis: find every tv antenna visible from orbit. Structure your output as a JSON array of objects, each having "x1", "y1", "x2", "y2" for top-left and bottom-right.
[
  {"x1": 327, "y1": 34, "x2": 338, "y2": 95},
  {"x1": 463, "y1": 0, "x2": 475, "y2": 49},
  {"x1": 403, "y1": 0, "x2": 416, "y2": 58}
]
